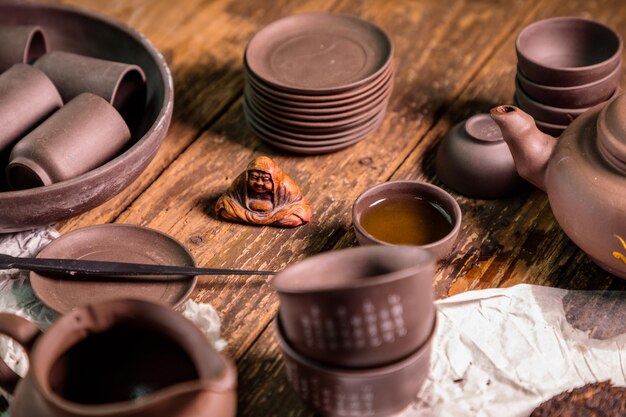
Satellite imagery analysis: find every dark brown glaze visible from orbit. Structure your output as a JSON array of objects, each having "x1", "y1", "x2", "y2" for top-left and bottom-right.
[
  {"x1": 0, "y1": 64, "x2": 62, "y2": 153},
  {"x1": 0, "y1": 299, "x2": 237, "y2": 417},
  {"x1": 271, "y1": 245, "x2": 435, "y2": 368},
  {"x1": 7, "y1": 93, "x2": 131, "y2": 189},
  {"x1": 30, "y1": 224, "x2": 197, "y2": 313},
  {"x1": 276, "y1": 316, "x2": 435, "y2": 417},
  {"x1": 530, "y1": 381, "x2": 626, "y2": 417},
  {"x1": 0, "y1": 25, "x2": 47, "y2": 71},
  {"x1": 490, "y1": 97, "x2": 626, "y2": 280},
  {"x1": 516, "y1": 17, "x2": 623, "y2": 86},
  {"x1": 0, "y1": 3, "x2": 173, "y2": 232},
  {"x1": 353, "y1": 180, "x2": 462, "y2": 259},
  {"x1": 436, "y1": 114, "x2": 524, "y2": 199}
]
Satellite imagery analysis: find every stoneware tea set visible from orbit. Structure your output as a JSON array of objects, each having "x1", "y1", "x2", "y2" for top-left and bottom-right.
[{"x1": 0, "y1": 3, "x2": 624, "y2": 417}]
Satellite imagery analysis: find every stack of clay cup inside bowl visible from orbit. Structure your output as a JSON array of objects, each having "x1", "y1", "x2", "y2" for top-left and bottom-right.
[
  {"x1": 514, "y1": 17, "x2": 623, "y2": 136},
  {"x1": 271, "y1": 246, "x2": 436, "y2": 417},
  {"x1": 243, "y1": 13, "x2": 394, "y2": 155}
]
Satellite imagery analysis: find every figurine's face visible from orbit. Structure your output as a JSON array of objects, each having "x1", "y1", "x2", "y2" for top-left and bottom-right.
[{"x1": 248, "y1": 170, "x2": 273, "y2": 194}]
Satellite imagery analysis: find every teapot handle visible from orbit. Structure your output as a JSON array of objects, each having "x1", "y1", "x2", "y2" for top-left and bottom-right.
[{"x1": 0, "y1": 313, "x2": 41, "y2": 394}]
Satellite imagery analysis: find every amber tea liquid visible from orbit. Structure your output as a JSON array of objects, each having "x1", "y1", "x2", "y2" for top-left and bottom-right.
[{"x1": 360, "y1": 195, "x2": 453, "y2": 245}]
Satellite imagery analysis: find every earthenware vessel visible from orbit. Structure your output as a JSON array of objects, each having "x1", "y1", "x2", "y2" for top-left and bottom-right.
[
  {"x1": 0, "y1": 299, "x2": 236, "y2": 417},
  {"x1": 516, "y1": 17, "x2": 623, "y2": 86},
  {"x1": 490, "y1": 94, "x2": 626, "y2": 279},
  {"x1": 34, "y1": 51, "x2": 146, "y2": 127},
  {"x1": 0, "y1": 3, "x2": 173, "y2": 233},
  {"x1": 7, "y1": 93, "x2": 131, "y2": 189},
  {"x1": 352, "y1": 181, "x2": 462, "y2": 259},
  {"x1": 276, "y1": 315, "x2": 435, "y2": 417},
  {"x1": 0, "y1": 25, "x2": 47, "y2": 72},
  {"x1": 516, "y1": 61, "x2": 620, "y2": 108},
  {"x1": 271, "y1": 245, "x2": 435, "y2": 368},
  {"x1": 0, "y1": 64, "x2": 62, "y2": 152},
  {"x1": 436, "y1": 114, "x2": 524, "y2": 199}
]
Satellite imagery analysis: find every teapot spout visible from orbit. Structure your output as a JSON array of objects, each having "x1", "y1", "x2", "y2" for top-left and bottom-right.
[{"x1": 490, "y1": 105, "x2": 557, "y2": 191}]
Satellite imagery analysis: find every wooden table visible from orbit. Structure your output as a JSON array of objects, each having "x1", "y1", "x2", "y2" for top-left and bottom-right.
[{"x1": 36, "y1": 0, "x2": 626, "y2": 415}]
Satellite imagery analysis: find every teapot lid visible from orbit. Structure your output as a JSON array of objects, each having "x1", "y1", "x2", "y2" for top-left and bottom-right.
[{"x1": 598, "y1": 93, "x2": 626, "y2": 172}]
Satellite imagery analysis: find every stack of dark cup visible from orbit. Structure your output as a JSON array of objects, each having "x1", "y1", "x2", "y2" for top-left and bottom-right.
[
  {"x1": 0, "y1": 24, "x2": 146, "y2": 191},
  {"x1": 243, "y1": 13, "x2": 394, "y2": 155},
  {"x1": 514, "y1": 17, "x2": 623, "y2": 136},
  {"x1": 271, "y1": 246, "x2": 437, "y2": 417}
]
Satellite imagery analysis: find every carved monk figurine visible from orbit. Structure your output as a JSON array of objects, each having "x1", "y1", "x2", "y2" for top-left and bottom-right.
[{"x1": 215, "y1": 156, "x2": 311, "y2": 227}]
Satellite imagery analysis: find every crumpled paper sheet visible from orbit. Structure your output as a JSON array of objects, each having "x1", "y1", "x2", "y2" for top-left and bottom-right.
[
  {"x1": 403, "y1": 284, "x2": 626, "y2": 417},
  {"x1": 0, "y1": 228, "x2": 226, "y2": 415}
]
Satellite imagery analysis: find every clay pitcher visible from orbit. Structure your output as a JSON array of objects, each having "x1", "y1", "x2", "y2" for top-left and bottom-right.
[
  {"x1": 490, "y1": 95, "x2": 626, "y2": 279},
  {"x1": 0, "y1": 299, "x2": 237, "y2": 417}
]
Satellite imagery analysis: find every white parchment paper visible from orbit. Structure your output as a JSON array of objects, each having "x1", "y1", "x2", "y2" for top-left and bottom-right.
[
  {"x1": 403, "y1": 285, "x2": 626, "y2": 417},
  {"x1": 0, "y1": 228, "x2": 226, "y2": 415}
]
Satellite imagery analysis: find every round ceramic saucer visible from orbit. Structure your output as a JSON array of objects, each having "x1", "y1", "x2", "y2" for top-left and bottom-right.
[
  {"x1": 245, "y1": 13, "x2": 393, "y2": 93},
  {"x1": 245, "y1": 62, "x2": 394, "y2": 105},
  {"x1": 245, "y1": 83, "x2": 392, "y2": 121},
  {"x1": 246, "y1": 106, "x2": 386, "y2": 146},
  {"x1": 244, "y1": 102, "x2": 384, "y2": 141},
  {"x1": 30, "y1": 224, "x2": 197, "y2": 313}
]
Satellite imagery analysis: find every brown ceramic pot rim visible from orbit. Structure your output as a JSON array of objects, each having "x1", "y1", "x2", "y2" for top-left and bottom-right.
[
  {"x1": 0, "y1": 2, "x2": 173, "y2": 198},
  {"x1": 352, "y1": 180, "x2": 462, "y2": 250},
  {"x1": 31, "y1": 299, "x2": 236, "y2": 415},
  {"x1": 516, "y1": 16, "x2": 623, "y2": 74},
  {"x1": 534, "y1": 118, "x2": 567, "y2": 130},
  {"x1": 244, "y1": 12, "x2": 394, "y2": 94},
  {"x1": 516, "y1": 59, "x2": 622, "y2": 92},
  {"x1": 271, "y1": 245, "x2": 433, "y2": 294},
  {"x1": 275, "y1": 313, "x2": 437, "y2": 376},
  {"x1": 22, "y1": 25, "x2": 48, "y2": 64}
]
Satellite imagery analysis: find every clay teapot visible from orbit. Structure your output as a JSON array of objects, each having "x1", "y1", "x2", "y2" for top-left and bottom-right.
[
  {"x1": 0, "y1": 299, "x2": 237, "y2": 417},
  {"x1": 490, "y1": 94, "x2": 626, "y2": 279}
]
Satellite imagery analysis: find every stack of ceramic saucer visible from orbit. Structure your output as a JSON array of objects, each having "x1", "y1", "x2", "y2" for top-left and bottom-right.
[
  {"x1": 244, "y1": 13, "x2": 394, "y2": 154},
  {"x1": 514, "y1": 17, "x2": 623, "y2": 136}
]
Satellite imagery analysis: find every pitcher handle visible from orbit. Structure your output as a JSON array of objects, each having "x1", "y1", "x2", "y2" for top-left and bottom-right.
[{"x1": 0, "y1": 313, "x2": 41, "y2": 394}]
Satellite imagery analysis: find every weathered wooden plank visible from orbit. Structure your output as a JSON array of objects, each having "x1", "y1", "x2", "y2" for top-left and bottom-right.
[
  {"x1": 109, "y1": 0, "x2": 532, "y2": 361},
  {"x1": 236, "y1": 1, "x2": 626, "y2": 416}
]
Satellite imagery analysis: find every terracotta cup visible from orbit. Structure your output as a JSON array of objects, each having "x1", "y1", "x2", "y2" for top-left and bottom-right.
[
  {"x1": 0, "y1": 25, "x2": 48, "y2": 72},
  {"x1": 352, "y1": 180, "x2": 462, "y2": 259},
  {"x1": 516, "y1": 17, "x2": 623, "y2": 87},
  {"x1": 34, "y1": 51, "x2": 147, "y2": 127},
  {"x1": 276, "y1": 316, "x2": 435, "y2": 417},
  {"x1": 0, "y1": 299, "x2": 237, "y2": 417},
  {"x1": 271, "y1": 245, "x2": 435, "y2": 368},
  {"x1": 7, "y1": 93, "x2": 131, "y2": 190},
  {"x1": 0, "y1": 64, "x2": 62, "y2": 153}
]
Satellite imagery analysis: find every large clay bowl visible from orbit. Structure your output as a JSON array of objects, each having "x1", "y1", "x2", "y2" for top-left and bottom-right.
[
  {"x1": 0, "y1": 3, "x2": 173, "y2": 232},
  {"x1": 516, "y1": 17, "x2": 622, "y2": 87}
]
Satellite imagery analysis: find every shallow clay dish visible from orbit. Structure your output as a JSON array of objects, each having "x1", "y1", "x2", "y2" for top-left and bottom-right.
[
  {"x1": 30, "y1": 224, "x2": 197, "y2": 314},
  {"x1": 516, "y1": 17, "x2": 623, "y2": 86},
  {"x1": 245, "y1": 63, "x2": 394, "y2": 105},
  {"x1": 516, "y1": 62, "x2": 620, "y2": 108},
  {"x1": 245, "y1": 104, "x2": 385, "y2": 142},
  {"x1": 0, "y1": 3, "x2": 173, "y2": 233},
  {"x1": 247, "y1": 69, "x2": 393, "y2": 113},
  {"x1": 245, "y1": 13, "x2": 393, "y2": 94},
  {"x1": 245, "y1": 82, "x2": 392, "y2": 121},
  {"x1": 246, "y1": 110, "x2": 386, "y2": 146}
]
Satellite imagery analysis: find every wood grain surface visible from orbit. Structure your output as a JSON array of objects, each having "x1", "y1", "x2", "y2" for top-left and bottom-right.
[{"x1": 30, "y1": 0, "x2": 626, "y2": 415}]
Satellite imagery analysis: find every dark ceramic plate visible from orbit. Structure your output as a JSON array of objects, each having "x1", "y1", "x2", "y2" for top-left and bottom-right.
[
  {"x1": 245, "y1": 13, "x2": 393, "y2": 93},
  {"x1": 0, "y1": 3, "x2": 172, "y2": 232},
  {"x1": 245, "y1": 62, "x2": 394, "y2": 104},
  {"x1": 30, "y1": 224, "x2": 197, "y2": 314}
]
